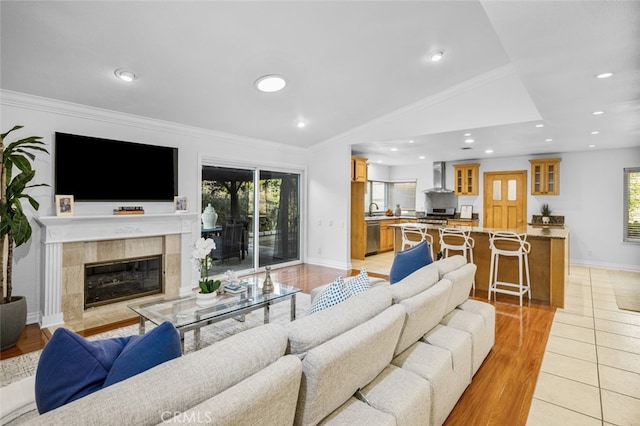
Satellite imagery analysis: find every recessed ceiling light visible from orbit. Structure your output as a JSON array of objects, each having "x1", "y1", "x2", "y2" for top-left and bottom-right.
[
  {"x1": 428, "y1": 49, "x2": 445, "y2": 62},
  {"x1": 592, "y1": 110, "x2": 605, "y2": 115},
  {"x1": 408, "y1": 140, "x2": 415, "y2": 144},
  {"x1": 485, "y1": 149, "x2": 494, "y2": 154},
  {"x1": 390, "y1": 147, "x2": 398, "y2": 152},
  {"x1": 419, "y1": 156, "x2": 426, "y2": 160},
  {"x1": 591, "y1": 131, "x2": 600, "y2": 135},
  {"x1": 464, "y1": 138, "x2": 474, "y2": 144},
  {"x1": 254, "y1": 74, "x2": 287, "y2": 92},
  {"x1": 596, "y1": 72, "x2": 613, "y2": 79},
  {"x1": 545, "y1": 138, "x2": 553, "y2": 142},
  {"x1": 464, "y1": 133, "x2": 471, "y2": 137},
  {"x1": 296, "y1": 121, "x2": 306, "y2": 128},
  {"x1": 377, "y1": 160, "x2": 383, "y2": 163},
  {"x1": 588, "y1": 144, "x2": 596, "y2": 148},
  {"x1": 114, "y1": 68, "x2": 136, "y2": 82},
  {"x1": 535, "y1": 124, "x2": 544, "y2": 128}
]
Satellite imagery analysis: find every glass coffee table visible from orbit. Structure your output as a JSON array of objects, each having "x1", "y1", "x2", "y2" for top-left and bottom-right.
[{"x1": 128, "y1": 277, "x2": 301, "y2": 352}]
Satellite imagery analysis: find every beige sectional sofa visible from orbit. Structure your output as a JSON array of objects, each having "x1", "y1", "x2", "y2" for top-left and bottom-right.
[{"x1": 10, "y1": 255, "x2": 494, "y2": 426}]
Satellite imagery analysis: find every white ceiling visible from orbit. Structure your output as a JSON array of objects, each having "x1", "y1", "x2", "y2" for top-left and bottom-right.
[{"x1": 1, "y1": 1, "x2": 639, "y2": 166}]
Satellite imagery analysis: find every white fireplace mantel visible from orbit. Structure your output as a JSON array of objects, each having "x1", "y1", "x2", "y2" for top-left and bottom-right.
[{"x1": 35, "y1": 213, "x2": 198, "y2": 327}]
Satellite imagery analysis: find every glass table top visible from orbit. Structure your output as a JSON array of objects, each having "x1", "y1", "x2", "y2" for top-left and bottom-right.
[{"x1": 128, "y1": 277, "x2": 301, "y2": 329}]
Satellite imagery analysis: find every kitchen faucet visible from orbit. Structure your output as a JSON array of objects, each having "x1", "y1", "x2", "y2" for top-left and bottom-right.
[{"x1": 368, "y1": 202, "x2": 379, "y2": 217}]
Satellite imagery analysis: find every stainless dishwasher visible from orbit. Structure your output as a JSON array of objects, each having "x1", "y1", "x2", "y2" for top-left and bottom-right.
[{"x1": 366, "y1": 221, "x2": 380, "y2": 256}]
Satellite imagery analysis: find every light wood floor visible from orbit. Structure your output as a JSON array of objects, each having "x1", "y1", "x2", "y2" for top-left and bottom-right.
[{"x1": 1, "y1": 261, "x2": 556, "y2": 425}]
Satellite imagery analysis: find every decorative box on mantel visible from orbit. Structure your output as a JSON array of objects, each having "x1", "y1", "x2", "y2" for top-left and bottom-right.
[
  {"x1": 530, "y1": 215, "x2": 565, "y2": 228},
  {"x1": 35, "y1": 213, "x2": 198, "y2": 328}
]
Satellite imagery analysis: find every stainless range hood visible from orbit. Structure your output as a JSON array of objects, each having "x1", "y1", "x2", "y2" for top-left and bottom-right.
[{"x1": 424, "y1": 161, "x2": 453, "y2": 193}]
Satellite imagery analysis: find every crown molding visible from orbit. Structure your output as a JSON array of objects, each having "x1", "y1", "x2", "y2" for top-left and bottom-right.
[{"x1": 0, "y1": 89, "x2": 304, "y2": 152}]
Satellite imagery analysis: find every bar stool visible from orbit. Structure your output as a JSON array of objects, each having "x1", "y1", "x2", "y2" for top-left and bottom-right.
[
  {"x1": 487, "y1": 231, "x2": 531, "y2": 306},
  {"x1": 438, "y1": 227, "x2": 475, "y2": 289},
  {"x1": 401, "y1": 223, "x2": 434, "y2": 260}
]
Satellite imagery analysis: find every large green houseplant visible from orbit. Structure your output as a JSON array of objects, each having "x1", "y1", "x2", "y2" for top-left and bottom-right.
[{"x1": 1, "y1": 125, "x2": 49, "y2": 349}]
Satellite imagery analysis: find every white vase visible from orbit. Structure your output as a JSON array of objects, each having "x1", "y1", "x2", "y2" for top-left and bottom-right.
[
  {"x1": 195, "y1": 291, "x2": 219, "y2": 307},
  {"x1": 201, "y1": 203, "x2": 218, "y2": 228},
  {"x1": 542, "y1": 216, "x2": 550, "y2": 224}
]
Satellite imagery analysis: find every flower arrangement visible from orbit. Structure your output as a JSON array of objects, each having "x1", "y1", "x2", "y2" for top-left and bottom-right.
[{"x1": 191, "y1": 237, "x2": 221, "y2": 294}]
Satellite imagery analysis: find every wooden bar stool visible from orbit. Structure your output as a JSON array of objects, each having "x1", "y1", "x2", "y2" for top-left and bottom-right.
[
  {"x1": 487, "y1": 231, "x2": 531, "y2": 306},
  {"x1": 438, "y1": 227, "x2": 475, "y2": 289}
]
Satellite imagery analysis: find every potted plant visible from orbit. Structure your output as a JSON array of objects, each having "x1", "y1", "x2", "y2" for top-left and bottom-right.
[
  {"x1": 191, "y1": 237, "x2": 222, "y2": 306},
  {"x1": 1, "y1": 126, "x2": 49, "y2": 350},
  {"x1": 540, "y1": 203, "x2": 552, "y2": 224}
]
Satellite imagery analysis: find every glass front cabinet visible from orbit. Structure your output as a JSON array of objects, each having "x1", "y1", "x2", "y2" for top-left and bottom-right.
[
  {"x1": 529, "y1": 158, "x2": 560, "y2": 195},
  {"x1": 454, "y1": 163, "x2": 480, "y2": 195}
]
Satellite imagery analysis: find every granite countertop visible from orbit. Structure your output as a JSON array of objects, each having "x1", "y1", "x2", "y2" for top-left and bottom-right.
[
  {"x1": 389, "y1": 222, "x2": 570, "y2": 239},
  {"x1": 365, "y1": 215, "x2": 416, "y2": 221}
]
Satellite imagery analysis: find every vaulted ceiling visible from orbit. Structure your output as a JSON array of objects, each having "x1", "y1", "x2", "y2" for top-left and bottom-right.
[{"x1": 2, "y1": 1, "x2": 639, "y2": 165}]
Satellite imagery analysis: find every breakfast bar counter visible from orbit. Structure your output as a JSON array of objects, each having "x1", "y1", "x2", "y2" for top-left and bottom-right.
[{"x1": 391, "y1": 223, "x2": 570, "y2": 308}]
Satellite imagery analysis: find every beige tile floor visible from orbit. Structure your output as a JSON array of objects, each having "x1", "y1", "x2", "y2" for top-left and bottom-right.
[{"x1": 527, "y1": 265, "x2": 640, "y2": 426}]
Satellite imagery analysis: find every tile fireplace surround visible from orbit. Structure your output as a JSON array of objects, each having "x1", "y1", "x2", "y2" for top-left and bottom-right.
[{"x1": 35, "y1": 213, "x2": 198, "y2": 328}]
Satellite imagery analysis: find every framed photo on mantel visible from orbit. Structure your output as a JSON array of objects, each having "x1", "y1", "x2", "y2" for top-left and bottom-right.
[
  {"x1": 174, "y1": 196, "x2": 188, "y2": 213},
  {"x1": 55, "y1": 195, "x2": 74, "y2": 217}
]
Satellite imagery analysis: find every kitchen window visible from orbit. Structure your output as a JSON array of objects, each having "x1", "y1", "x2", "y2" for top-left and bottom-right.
[
  {"x1": 365, "y1": 181, "x2": 416, "y2": 214},
  {"x1": 624, "y1": 167, "x2": 640, "y2": 242}
]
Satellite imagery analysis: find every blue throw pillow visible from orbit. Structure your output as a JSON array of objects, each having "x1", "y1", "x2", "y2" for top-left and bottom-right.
[
  {"x1": 35, "y1": 322, "x2": 181, "y2": 414},
  {"x1": 35, "y1": 329, "x2": 132, "y2": 414},
  {"x1": 389, "y1": 240, "x2": 434, "y2": 284},
  {"x1": 103, "y1": 321, "x2": 181, "y2": 386}
]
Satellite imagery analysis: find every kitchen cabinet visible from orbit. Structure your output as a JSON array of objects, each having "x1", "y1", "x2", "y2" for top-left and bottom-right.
[
  {"x1": 529, "y1": 158, "x2": 560, "y2": 195},
  {"x1": 379, "y1": 219, "x2": 398, "y2": 252},
  {"x1": 350, "y1": 182, "x2": 366, "y2": 259},
  {"x1": 351, "y1": 156, "x2": 368, "y2": 182},
  {"x1": 453, "y1": 163, "x2": 479, "y2": 195},
  {"x1": 448, "y1": 219, "x2": 479, "y2": 227}
]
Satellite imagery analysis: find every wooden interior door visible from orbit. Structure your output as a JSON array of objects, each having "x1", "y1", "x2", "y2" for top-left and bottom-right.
[{"x1": 483, "y1": 170, "x2": 527, "y2": 229}]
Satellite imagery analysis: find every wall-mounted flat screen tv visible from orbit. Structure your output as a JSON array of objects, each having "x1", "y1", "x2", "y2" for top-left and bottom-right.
[{"x1": 55, "y1": 132, "x2": 178, "y2": 202}]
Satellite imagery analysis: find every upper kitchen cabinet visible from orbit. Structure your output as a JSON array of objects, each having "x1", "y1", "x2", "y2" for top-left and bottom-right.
[
  {"x1": 351, "y1": 156, "x2": 368, "y2": 182},
  {"x1": 529, "y1": 158, "x2": 560, "y2": 195},
  {"x1": 453, "y1": 163, "x2": 479, "y2": 195}
]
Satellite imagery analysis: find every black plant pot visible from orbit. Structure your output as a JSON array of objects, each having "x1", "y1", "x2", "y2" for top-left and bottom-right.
[{"x1": 0, "y1": 296, "x2": 27, "y2": 351}]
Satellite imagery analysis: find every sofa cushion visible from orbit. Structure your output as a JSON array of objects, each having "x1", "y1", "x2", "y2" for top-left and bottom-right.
[
  {"x1": 389, "y1": 240, "x2": 433, "y2": 284},
  {"x1": 394, "y1": 279, "x2": 452, "y2": 355},
  {"x1": 442, "y1": 263, "x2": 477, "y2": 314},
  {"x1": 35, "y1": 322, "x2": 181, "y2": 414},
  {"x1": 294, "y1": 304, "x2": 406, "y2": 425},
  {"x1": 390, "y1": 262, "x2": 440, "y2": 302},
  {"x1": 308, "y1": 276, "x2": 351, "y2": 314},
  {"x1": 287, "y1": 286, "x2": 393, "y2": 358},
  {"x1": 436, "y1": 254, "x2": 468, "y2": 278}
]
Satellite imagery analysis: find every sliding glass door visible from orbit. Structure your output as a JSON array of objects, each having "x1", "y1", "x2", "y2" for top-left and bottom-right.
[{"x1": 201, "y1": 164, "x2": 301, "y2": 276}]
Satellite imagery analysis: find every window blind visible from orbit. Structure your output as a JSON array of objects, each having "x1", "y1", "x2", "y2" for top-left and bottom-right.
[{"x1": 623, "y1": 167, "x2": 640, "y2": 242}]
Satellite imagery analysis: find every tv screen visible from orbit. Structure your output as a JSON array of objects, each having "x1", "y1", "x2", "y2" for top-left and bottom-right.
[{"x1": 55, "y1": 132, "x2": 178, "y2": 202}]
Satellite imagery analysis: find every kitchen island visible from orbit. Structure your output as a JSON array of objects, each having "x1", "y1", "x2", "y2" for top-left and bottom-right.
[{"x1": 391, "y1": 223, "x2": 570, "y2": 308}]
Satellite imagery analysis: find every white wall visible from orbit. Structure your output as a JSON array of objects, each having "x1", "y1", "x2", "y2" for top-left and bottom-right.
[{"x1": 1, "y1": 91, "x2": 307, "y2": 324}]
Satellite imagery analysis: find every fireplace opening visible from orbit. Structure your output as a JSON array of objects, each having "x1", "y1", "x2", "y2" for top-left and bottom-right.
[{"x1": 85, "y1": 255, "x2": 163, "y2": 309}]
